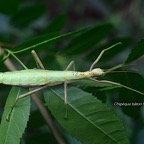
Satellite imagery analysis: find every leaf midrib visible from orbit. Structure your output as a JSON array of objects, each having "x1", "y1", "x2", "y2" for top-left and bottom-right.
[{"x1": 51, "y1": 89, "x2": 120, "y2": 144}]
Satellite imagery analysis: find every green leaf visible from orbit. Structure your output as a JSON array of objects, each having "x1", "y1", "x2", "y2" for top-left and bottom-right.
[
  {"x1": 44, "y1": 86, "x2": 129, "y2": 144},
  {"x1": 12, "y1": 27, "x2": 88, "y2": 54},
  {"x1": 125, "y1": 39, "x2": 144, "y2": 64},
  {"x1": 63, "y1": 23, "x2": 113, "y2": 55},
  {"x1": 119, "y1": 72, "x2": 144, "y2": 118},
  {"x1": 0, "y1": 87, "x2": 30, "y2": 144}
]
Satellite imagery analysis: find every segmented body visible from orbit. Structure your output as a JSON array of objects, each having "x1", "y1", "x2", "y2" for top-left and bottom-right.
[{"x1": 0, "y1": 69, "x2": 93, "y2": 86}]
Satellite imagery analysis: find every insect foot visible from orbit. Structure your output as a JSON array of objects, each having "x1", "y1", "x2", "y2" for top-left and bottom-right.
[{"x1": 6, "y1": 107, "x2": 14, "y2": 122}]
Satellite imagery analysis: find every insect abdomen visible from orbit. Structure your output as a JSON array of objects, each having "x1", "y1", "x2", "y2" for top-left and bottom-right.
[
  {"x1": 0, "y1": 70, "x2": 49, "y2": 86},
  {"x1": 0, "y1": 69, "x2": 90, "y2": 86}
]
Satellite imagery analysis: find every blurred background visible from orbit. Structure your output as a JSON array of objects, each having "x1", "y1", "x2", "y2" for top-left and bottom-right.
[
  {"x1": 0, "y1": 0, "x2": 144, "y2": 144},
  {"x1": 0, "y1": 0, "x2": 144, "y2": 43}
]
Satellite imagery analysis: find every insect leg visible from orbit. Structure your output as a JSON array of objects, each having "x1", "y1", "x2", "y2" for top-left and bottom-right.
[
  {"x1": 89, "y1": 42, "x2": 122, "y2": 71},
  {"x1": 63, "y1": 61, "x2": 75, "y2": 118},
  {"x1": 31, "y1": 50, "x2": 45, "y2": 70},
  {"x1": 65, "y1": 61, "x2": 75, "y2": 71},
  {"x1": 7, "y1": 84, "x2": 50, "y2": 122},
  {"x1": 64, "y1": 82, "x2": 68, "y2": 119},
  {"x1": 64, "y1": 61, "x2": 75, "y2": 104},
  {"x1": 64, "y1": 82, "x2": 68, "y2": 105},
  {"x1": 89, "y1": 78, "x2": 144, "y2": 96}
]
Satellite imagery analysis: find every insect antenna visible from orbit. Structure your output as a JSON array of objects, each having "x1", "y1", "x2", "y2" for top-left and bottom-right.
[
  {"x1": 103, "y1": 62, "x2": 140, "y2": 74},
  {"x1": 105, "y1": 70, "x2": 137, "y2": 74},
  {"x1": 103, "y1": 64, "x2": 124, "y2": 75}
]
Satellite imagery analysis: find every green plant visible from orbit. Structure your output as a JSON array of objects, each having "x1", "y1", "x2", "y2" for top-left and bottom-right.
[{"x1": 0, "y1": 2, "x2": 144, "y2": 143}]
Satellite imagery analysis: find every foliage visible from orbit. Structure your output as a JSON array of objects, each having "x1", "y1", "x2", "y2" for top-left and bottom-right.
[
  {"x1": 44, "y1": 86, "x2": 129, "y2": 144},
  {"x1": 0, "y1": 87, "x2": 30, "y2": 144},
  {"x1": 0, "y1": 1, "x2": 144, "y2": 144}
]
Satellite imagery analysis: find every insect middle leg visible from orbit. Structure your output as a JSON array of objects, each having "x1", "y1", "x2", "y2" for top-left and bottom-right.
[
  {"x1": 64, "y1": 61, "x2": 75, "y2": 104},
  {"x1": 64, "y1": 61, "x2": 75, "y2": 118},
  {"x1": 31, "y1": 50, "x2": 45, "y2": 70}
]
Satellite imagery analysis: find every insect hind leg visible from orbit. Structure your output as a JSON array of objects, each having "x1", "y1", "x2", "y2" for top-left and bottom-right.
[{"x1": 6, "y1": 85, "x2": 50, "y2": 122}]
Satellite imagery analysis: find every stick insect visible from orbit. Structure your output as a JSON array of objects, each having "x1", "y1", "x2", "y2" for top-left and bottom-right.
[{"x1": 0, "y1": 43, "x2": 144, "y2": 122}]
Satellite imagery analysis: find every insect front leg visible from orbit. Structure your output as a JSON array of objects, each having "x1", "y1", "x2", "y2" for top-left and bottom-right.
[{"x1": 89, "y1": 42, "x2": 122, "y2": 70}]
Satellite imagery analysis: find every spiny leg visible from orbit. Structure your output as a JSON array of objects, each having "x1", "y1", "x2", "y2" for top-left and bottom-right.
[
  {"x1": 64, "y1": 61, "x2": 75, "y2": 118},
  {"x1": 89, "y1": 42, "x2": 122, "y2": 71},
  {"x1": 89, "y1": 78, "x2": 144, "y2": 96},
  {"x1": 31, "y1": 50, "x2": 45, "y2": 70}
]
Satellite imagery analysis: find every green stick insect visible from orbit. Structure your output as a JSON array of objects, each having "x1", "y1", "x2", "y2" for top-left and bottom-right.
[{"x1": 1, "y1": 43, "x2": 144, "y2": 121}]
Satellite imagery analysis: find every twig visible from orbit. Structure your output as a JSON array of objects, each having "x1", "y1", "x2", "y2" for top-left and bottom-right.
[
  {"x1": 0, "y1": 42, "x2": 15, "y2": 48},
  {"x1": 30, "y1": 92, "x2": 65, "y2": 144},
  {"x1": 0, "y1": 47, "x2": 16, "y2": 71}
]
